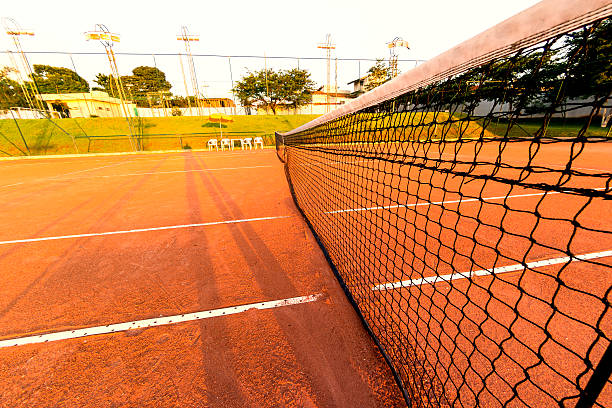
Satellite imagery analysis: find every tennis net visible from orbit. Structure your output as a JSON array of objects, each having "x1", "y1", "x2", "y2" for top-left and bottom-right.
[{"x1": 276, "y1": 1, "x2": 612, "y2": 407}]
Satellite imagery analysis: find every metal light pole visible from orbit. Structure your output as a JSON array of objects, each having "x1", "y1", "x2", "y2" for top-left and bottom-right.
[
  {"x1": 177, "y1": 26, "x2": 203, "y2": 116},
  {"x1": 317, "y1": 34, "x2": 336, "y2": 114},
  {"x1": 228, "y1": 56, "x2": 237, "y2": 114},
  {"x1": 387, "y1": 37, "x2": 410, "y2": 78},
  {"x1": 85, "y1": 24, "x2": 137, "y2": 151},
  {"x1": 2, "y1": 18, "x2": 45, "y2": 112}
]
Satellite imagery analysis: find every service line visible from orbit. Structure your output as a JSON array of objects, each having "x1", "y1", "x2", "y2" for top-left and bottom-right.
[
  {"x1": 325, "y1": 187, "x2": 607, "y2": 215},
  {"x1": 0, "y1": 215, "x2": 292, "y2": 246},
  {"x1": 373, "y1": 250, "x2": 612, "y2": 291},
  {"x1": 0, "y1": 293, "x2": 323, "y2": 348},
  {"x1": 0, "y1": 158, "x2": 137, "y2": 189},
  {"x1": 326, "y1": 191, "x2": 557, "y2": 214},
  {"x1": 53, "y1": 165, "x2": 274, "y2": 181},
  {"x1": 1, "y1": 189, "x2": 604, "y2": 246}
]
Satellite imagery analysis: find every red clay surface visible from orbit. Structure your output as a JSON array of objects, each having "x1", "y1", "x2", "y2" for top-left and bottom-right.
[
  {"x1": 285, "y1": 140, "x2": 612, "y2": 407},
  {"x1": 0, "y1": 149, "x2": 406, "y2": 407}
]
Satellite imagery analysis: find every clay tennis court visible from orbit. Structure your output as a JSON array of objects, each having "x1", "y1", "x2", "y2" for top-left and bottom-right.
[
  {"x1": 0, "y1": 149, "x2": 407, "y2": 407},
  {"x1": 1, "y1": 3, "x2": 610, "y2": 406}
]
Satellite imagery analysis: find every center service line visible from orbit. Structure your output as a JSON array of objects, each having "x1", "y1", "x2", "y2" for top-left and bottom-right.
[{"x1": 0, "y1": 293, "x2": 324, "y2": 348}]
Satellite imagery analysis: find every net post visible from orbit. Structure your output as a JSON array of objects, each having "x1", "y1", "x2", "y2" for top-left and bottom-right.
[{"x1": 275, "y1": 131, "x2": 286, "y2": 163}]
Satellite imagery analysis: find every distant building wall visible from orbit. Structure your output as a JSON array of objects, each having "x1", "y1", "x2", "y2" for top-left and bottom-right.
[
  {"x1": 256, "y1": 88, "x2": 353, "y2": 115},
  {"x1": 134, "y1": 106, "x2": 249, "y2": 117},
  {"x1": 471, "y1": 97, "x2": 611, "y2": 120},
  {"x1": 0, "y1": 107, "x2": 58, "y2": 119},
  {"x1": 200, "y1": 98, "x2": 236, "y2": 108},
  {"x1": 37, "y1": 91, "x2": 136, "y2": 118},
  {"x1": 347, "y1": 76, "x2": 370, "y2": 97}
]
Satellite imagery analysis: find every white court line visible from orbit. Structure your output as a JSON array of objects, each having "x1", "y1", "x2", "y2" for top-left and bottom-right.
[
  {"x1": 0, "y1": 159, "x2": 136, "y2": 189},
  {"x1": 0, "y1": 156, "x2": 273, "y2": 188},
  {"x1": 547, "y1": 164, "x2": 608, "y2": 173},
  {"x1": 325, "y1": 191, "x2": 557, "y2": 214},
  {"x1": 0, "y1": 188, "x2": 605, "y2": 246},
  {"x1": 0, "y1": 215, "x2": 292, "y2": 246},
  {"x1": 296, "y1": 159, "x2": 367, "y2": 168},
  {"x1": 0, "y1": 293, "x2": 323, "y2": 348},
  {"x1": 0, "y1": 150, "x2": 273, "y2": 168},
  {"x1": 53, "y1": 165, "x2": 274, "y2": 181},
  {"x1": 1, "y1": 188, "x2": 606, "y2": 245},
  {"x1": 437, "y1": 153, "x2": 608, "y2": 174},
  {"x1": 373, "y1": 250, "x2": 612, "y2": 291},
  {"x1": 300, "y1": 152, "x2": 607, "y2": 174},
  {"x1": 325, "y1": 187, "x2": 607, "y2": 215},
  {"x1": 0, "y1": 157, "x2": 130, "y2": 167},
  {"x1": 141, "y1": 151, "x2": 274, "y2": 162}
]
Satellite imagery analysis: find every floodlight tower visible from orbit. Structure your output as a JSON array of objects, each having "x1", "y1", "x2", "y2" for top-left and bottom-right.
[
  {"x1": 85, "y1": 24, "x2": 136, "y2": 150},
  {"x1": 176, "y1": 26, "x2": 203, "y2": 116},
  {"x1": 2, "y1": 17, "x2": 45, "y2": 111},
  {"x1": 388, "y1": 37, "x2": 410, "y2": 78},
  {"x1": 317, "y1": 34, "x2": 336, "y2": 113}
]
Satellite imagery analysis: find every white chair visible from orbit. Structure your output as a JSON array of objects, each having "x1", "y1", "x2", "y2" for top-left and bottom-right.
[
  {"x1": 254, "y1": 136, "x2": 264, "y2": 149},
  {"x1": 220, "y1": 138, "x2": 231, "y2": 151},
  {"x1": 207, "y1": 139, "x2": 218, "y2": 151},
  {"x1": 242, "y1": 137, "x2": 253, "y2": 150}
]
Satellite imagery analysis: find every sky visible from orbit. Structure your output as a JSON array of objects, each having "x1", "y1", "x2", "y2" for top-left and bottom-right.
[{"x1": 1, "y1": 0, "x2": 543, "y2": 99}]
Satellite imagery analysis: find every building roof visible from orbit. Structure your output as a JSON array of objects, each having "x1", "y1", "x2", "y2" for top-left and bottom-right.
[
  {"x1": 314, "y1": 86, "x2": 352, "y2": 97},
  {"x1": 347, "y1": 75, "x2": 369, "y2": 85}
]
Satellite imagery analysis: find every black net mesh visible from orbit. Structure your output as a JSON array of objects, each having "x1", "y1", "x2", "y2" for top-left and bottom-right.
[{"x1": 276, "y1": 16, "x2": 611, "y2": 408}]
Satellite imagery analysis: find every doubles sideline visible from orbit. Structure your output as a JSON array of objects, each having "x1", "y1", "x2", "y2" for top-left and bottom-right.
[{"x1": 0, "y1": 293, "x2": 323, "y2": 348}]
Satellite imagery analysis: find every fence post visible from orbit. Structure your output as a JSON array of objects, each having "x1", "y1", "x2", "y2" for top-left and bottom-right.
[{"x1": 9, "y1": 110, "x2": 30, "y2": 155}]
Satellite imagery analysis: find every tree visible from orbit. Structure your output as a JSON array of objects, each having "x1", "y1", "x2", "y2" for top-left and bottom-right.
[
  {"x1": 92, "y1": 73, "x2": 113, "y2": 94},
  {"x1": 0, "y1": 67, "x2": 28, "y2": 110},
  {"x1": 169, "y1": 95, "x2": 198, "y2": 108},
  {"x1": 121, "y1": 66, "x2": 172, "y2": 107},
  {"x1": 364, "y1": 59, "x2": 391, "y2": 91},
  {"x1": 233, "y1": 68, "x2": 315, "y2": 114},
  {"x1": 92, "y1": 66, "x2": 172, "y2": 107},
  {"x1": 401, "y1": 18, "x2": 612, "y2": 126},
  {"x1": 283, "y1": 68, "x2": 317, "y2": 110},
  {"x1": 556, "y1": 19, "x2": 611, "y2": 102},
  {"x1": 30, "y1": 64, "x2": 89, "y2": 94}
]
